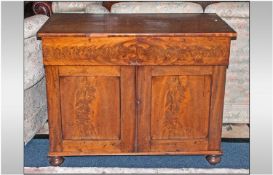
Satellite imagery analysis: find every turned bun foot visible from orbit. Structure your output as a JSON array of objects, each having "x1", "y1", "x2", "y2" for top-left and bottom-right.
[
  {"x1": 49, "y1": 156, "x2": 64, "y2": 166},
  {"x1": 206, "y1": 155, "x2": 221, "y2": 165}
]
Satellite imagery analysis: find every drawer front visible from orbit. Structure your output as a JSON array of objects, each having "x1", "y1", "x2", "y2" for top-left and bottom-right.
[
  {"x1": 42, "y1": 37, "x2": 230, "y2": 66},
  {"x1": 42, "y1": 37, "x2": 137, "y2": 65},
  {"x1": 136, "y1": 37, "x2": 230, "y2": 65}
]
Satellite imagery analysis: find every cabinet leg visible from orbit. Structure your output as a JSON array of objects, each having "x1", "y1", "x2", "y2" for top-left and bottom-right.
[
  {"x1": 206, "y1": 155, "x2": 221, "y2": 165},
  {"x1": 49, "y1": 156, "x2": 64, "y2": 166}
]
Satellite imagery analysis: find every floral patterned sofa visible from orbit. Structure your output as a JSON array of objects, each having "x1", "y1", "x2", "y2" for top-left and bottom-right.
[
  {"x1": 52, "y1": 2, "x2": 109, "y2": 14},
  {"x1": 25, "y1": 1, "x2": 249, "y2": 144},
  {"x1": 111, "y1": 2, "x2": 203, "y2": 13},
  {"x1": 24, "y1": 14, "x2": 49, "y2": 144}
]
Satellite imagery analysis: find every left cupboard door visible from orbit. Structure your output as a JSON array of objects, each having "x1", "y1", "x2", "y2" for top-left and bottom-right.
[{"x1": 45, "y1": 66, "x2": 136, "y2": 156}]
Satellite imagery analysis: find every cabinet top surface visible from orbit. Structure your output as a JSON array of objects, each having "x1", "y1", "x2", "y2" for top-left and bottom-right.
[{"x1": 38, "y1": 13, "x2": 236, "y2": 38}]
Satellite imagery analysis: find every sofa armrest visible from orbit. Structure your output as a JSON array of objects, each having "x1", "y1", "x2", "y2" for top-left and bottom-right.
[
  {"x1": 205, "y1": 2, "x2": 249, "y2": 18},
  {"x1": 32, "y1": 2, "x2": 52, "y2": 16},
  {"x1": 24, "y1": 14, "x2": 48, "y2": 39}
]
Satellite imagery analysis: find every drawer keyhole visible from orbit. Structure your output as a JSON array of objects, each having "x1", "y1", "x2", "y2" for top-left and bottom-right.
[
  {"x1": 136, "y1": 99, "x2": 141, "y2": 105},
  {"x1": 129, "y1": 60, "x2": 140, "y2": 65}
]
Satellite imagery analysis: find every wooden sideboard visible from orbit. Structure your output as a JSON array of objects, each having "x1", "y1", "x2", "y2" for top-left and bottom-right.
[{"x1": 38, "y1": 13, "x2": 236, "y2": 166}]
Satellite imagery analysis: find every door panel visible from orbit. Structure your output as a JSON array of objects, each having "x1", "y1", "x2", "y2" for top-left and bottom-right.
[
  {"x1": 137, "y1": 66, "x2": 212, "y2": 152},
  {"x1": 60, "y1": 76, "x2": 121, "y2": 140},
  {"x1": 151, "y1": 75, "x2": 211, "y2": 140},
  {"x1": 58, "y1": 66, "x2": 135, "y2": 153}
]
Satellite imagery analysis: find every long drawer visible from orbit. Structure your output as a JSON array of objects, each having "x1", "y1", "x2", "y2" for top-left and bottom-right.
[{"x1": 42, "y1": 36, "x2": 231, "y2": 66}]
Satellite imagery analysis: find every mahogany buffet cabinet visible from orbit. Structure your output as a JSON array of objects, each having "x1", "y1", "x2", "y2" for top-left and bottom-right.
[{"x1": 38, "y1": 13, "x2": 236, "y2": 166}]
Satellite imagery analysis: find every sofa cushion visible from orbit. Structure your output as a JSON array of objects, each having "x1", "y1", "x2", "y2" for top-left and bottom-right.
[
  {"x1": 205, "y1": 2, "x2": 249, "y2": 18},
  {"x1": 52, "y1": 2, "x2": 102, "y2": 13},
  {"x1": 85, "y1": 4, "x2": 110, "y2": 14},
  {"x1": 24, "y1": 15, "x2": 48, "y2": 39},
  {"x1": 111, "y1": 2, "x2": 203, "y2": 13}
]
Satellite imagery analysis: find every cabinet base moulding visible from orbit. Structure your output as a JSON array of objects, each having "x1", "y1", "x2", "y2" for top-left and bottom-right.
[{"x1": 48, "y1": 151, "x2": 223, "y2": 156}]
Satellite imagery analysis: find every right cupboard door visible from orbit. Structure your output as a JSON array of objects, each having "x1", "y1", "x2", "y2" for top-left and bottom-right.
[{"x1": 137, "y1": 66, "x2": 226, "y2": 154}]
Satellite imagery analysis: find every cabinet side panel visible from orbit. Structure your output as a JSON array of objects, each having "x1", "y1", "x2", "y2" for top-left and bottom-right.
[
  {"x1": 208, "y1": 66, "x2": 227, "y2": 150},
  {"x1": 45, "y1": 66, "x2": 63, "y2": 152}
]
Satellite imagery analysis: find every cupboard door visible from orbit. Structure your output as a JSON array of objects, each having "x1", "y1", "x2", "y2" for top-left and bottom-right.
[
  {"x1": 137, "y1": 66, "x2": 215, "y2": 153},
  {"x1": 47, "y1": 66, "x2": 136, "y2": 155}
]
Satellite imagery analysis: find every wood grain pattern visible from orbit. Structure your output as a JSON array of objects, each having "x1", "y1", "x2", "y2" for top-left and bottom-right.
[
  {"x1": 62, "y1": 140, "x2": 121, "y2": 153},
  {"x1": 58, "y1": 66, "x2": 120, "y2": 76},
  {"x1": 60, "y1": 76, "x2": 121, "y2": 140},
  {"x1": 42, "y1": 37, "x2": 137, "y2": 65},
  {"x1": 137, "y1": 66, "x2": 212, "y2": 152},
  {"x1": 150, "y1": 139, "x2": 208, "y2": 152},
  {"x1": 38, "y1": 14, "x2": 236, "y2": 38},
  {"x1": 120, "y1": 66, "x2": 136, "y2": 152},
  {"x1": 151, "y1": 75, "x2": 211, "y2": 140},
  {"x1": 42, "y1": 36, "x2": 230, "y2": 66},
  {"x1": 151, "y1": 66, "x2": 213, "y2": 76},
  {"x1": 208, "y1": 66, "x2": 227, "y2": 151},
  {"x1": 136, "y1": 37, "x2": 230, "y2": 65},
  {"x1": 56, "y1": 66, "x2": 135, "y2": 153},
  {"x1": 137, "y1": 66, "x2": 152, "y2": 152},
  {"x1": 45, "y1": 66, "x2": 63, "y2": 152}
]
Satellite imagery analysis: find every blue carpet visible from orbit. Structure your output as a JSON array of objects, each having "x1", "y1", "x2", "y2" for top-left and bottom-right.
[{"x1": 24, "y1": 139, "x2": 249, "y2": 168}]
